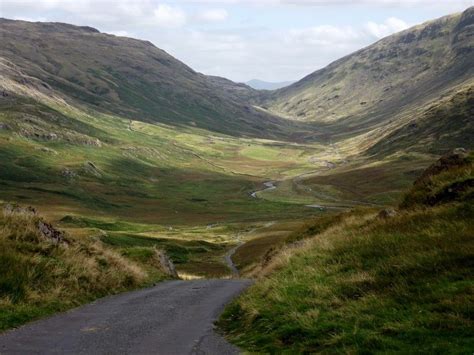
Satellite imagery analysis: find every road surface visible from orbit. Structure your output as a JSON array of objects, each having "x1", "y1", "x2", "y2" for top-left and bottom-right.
[{"x1": 0, "y1": 279, "x2": 251, "y2": 355}]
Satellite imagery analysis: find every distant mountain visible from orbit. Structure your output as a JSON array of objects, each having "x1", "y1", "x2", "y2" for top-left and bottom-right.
[
  {"x1": 0, "y1": 19, "x2": 289, "y2": 139},
  {"x1": 246, "y1": 79, "x2": 296, "y2": 91},
  {"x1": 258, "y1": 7, "x2": 473, "y2": 154}
]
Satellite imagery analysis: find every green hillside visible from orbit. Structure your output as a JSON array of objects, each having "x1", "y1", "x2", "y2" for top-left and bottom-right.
[
  {"x1": 259, "y1": 7, "x2": 473, "y2": 146},
  {"x1": 0, "y1": 19, "x2": 292, "y2": 139}
]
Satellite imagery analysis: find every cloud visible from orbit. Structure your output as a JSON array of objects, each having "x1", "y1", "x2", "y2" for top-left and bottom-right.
[
  {"x1": 152, "y1": 4, "x2": 187, "y2": 27},
  {"x1": 365, "y1": 17, "x2": 409, "y2": 38},
  {"x1": 161, "y1": 16, "x2": 415, "y2": 82},
  {"x1": 196, "y1": 9, "x2": 229, "y2": 22},
  {"x1": 182, "y1": 0, "x2": 471, "y2": 6},
  {"x1": 2, "y1": 1, "x2": 188, "y2": 28},
  {"x1": 108, "y1": 30, "x2": 132, "y2": 37},
  {"x1": 286, "y1": 25, "x2": 360, "y2": 46}
]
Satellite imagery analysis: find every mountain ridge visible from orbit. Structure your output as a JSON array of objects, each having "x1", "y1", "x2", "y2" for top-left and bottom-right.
[
  {"x1": 253, "y1": 7, "x2": 473, "y2": 155},
  {"x1": 0, "y1": 18, "x2": 293, "y2": 139}
]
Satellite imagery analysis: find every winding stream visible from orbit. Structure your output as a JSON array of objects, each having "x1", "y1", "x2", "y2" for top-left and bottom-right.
[
  {"x1": 250, "y1": 181, "x2": 277, "y2": 198},
  {"x1": 224, "y1": 242, "x2": 242, "y2": 277}
]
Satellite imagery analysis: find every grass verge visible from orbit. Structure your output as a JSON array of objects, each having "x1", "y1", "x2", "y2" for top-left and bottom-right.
[{"x1": 0, "y1": 206, "x2": 169, "y2": 331}]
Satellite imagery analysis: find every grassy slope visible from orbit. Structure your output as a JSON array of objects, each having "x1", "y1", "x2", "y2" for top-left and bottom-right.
[
  {"x1": 262, "y1": 8, "x2": 473, "y2": 128},
  {"x1": 0, "y1": 208, "x2": 169, "y2": 331},
  {"x1": 0, "y1": 85, "x2": 324, "y2": 279},
  {"x1": 219, "y1": 153, "x2": 474, "y2": 353},
  {"x1": 1, "y1": 10, "x2": 472, "y2": 217},
  {"x1": 0, "y1": 108, "x2": 318, "y2": 224},
  {"x1": 0, "y1": 19, "x2": 294, "y2": 139}
]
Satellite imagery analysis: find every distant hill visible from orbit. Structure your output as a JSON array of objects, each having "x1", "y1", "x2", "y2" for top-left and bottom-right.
[
  {"x1": 246, "y1": 79, "x2": 296, "y2": 91},
  {"x1": 0, "y1": 19, "x2": 289, "y2": 139}
]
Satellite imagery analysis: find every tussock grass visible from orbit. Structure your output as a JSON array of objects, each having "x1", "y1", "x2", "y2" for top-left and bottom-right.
[
  {"x1": 0, "y1": 207, "x2": 168, "y2": 331},
  {"x1": 220, "y1": 153, "x2": 474, "y2": 352},
  {"x1": 220, "y1": 203, "x2": 474, "y2": 353}
]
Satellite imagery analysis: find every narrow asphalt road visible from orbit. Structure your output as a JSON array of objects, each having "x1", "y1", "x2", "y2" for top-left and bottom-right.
[{"x1": 0, "y1": 279, "x2": 251, "y2": 355}]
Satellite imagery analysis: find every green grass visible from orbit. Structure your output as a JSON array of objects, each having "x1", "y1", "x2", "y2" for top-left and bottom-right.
[
  {"x1": 0, "y1": 209, "x2": 169, "y2": 331},
  {"x1": 220, "y1": 203, "x2": 474, "y2": 353},
  {"x1": 219, "y1": 155, "x2": 474, "y2": 353},
  {"x1": 0, "y1": 94, "x2": 319, "y2": 225},
  {"x1": 0, "y1": 85, "x2": 324, "y2": 285}
]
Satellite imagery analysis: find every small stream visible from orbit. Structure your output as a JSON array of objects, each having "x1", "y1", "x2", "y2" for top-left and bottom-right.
[
  {"x1": 224, "y1": 242, "x2": 242, "y2": 277},
  {"x1": 250, "y1": 181, "x2": 276, "y2": 198}
]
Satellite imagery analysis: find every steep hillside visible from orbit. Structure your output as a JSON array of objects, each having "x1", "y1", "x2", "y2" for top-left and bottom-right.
[
  {"x1": 367, "y1": 84, "x2": 473, "y2": 157},
  {"x1": 0, "y1": 19, "x2": 289, "y2": 138},
  {"x1": 260, "y1": 7, "x2": 473, "y2": 145}
]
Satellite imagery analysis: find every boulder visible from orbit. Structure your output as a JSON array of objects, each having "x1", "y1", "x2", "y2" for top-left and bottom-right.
[
  {"x1": 378, "y1": 208, "x2": 397, "y2": 219},
  {"x1": 37, "y1": 220, "x2": 68, "y2": 245},
  {"x1": 415, "y1": 148, "x2": 469, "y2": 186},
  {"x1": 61, "y1": 168, "x2": 77, "y2": 179}
]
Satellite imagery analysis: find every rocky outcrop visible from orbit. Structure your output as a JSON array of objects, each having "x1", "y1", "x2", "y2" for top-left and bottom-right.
[
  {"x1": 3, "y1": 203, "x2": 37, "y2": 217},
  {"x1": 401, "y1": 148, "x2": 473, "y2": 208},
  {"x1": 155, "y1": 249, "x2": 178, "y2": 278},
  {"x1": 81, "y1": 161, "x2": 102, "y2": 177},
  {"x1": 3, "y1": 203, "x2": 68, "y2": 245},
  {"x1": 414, "y1": 148, "x2": 469, "y2": 186},
  {"x1": 37, "y1": 220, "x2": 68, "y2": 245},
  {"x1": 61, "y1": 168, "x2": 77, "y2": 179}
]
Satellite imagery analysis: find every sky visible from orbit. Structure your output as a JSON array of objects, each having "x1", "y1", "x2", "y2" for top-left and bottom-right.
[{"x1": 1, "y1": 0, "x2": 473, "y2": 82}]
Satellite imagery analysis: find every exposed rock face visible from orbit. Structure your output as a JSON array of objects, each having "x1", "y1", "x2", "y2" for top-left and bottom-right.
[
  {"x1": 82, "y1": 161, "x2": 102, "y2": 177},
  {"x1": 37, "y1": 146, "x2": 58, "y2": 154},
  {"x1": 401, "y1": 148, "x2": 473, "y2": 208}
]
